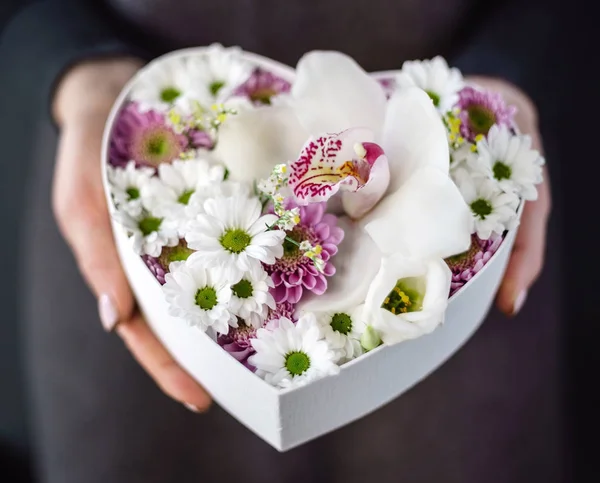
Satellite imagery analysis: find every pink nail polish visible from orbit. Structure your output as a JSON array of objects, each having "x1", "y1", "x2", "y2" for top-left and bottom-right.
[
  {"x1": 513, "y1": 290, "x2": 528, "y2": 315},
  {"x1": 98, "y1": 294, "x2": 119, "y2": 331}
]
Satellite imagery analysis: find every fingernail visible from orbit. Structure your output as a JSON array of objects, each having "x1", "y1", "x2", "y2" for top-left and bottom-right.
[
  {"x1": 183, "y1": 402, "x2": 200, "y2": 413},
  {"x1": 98, "y1": 294, "x2": 119, "y2": 332},
  {"x1": 513, "y1": 290, "x2": 528, "y2": 315}
]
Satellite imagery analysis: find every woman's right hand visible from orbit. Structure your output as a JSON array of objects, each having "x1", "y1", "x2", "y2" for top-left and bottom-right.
[{"x1": 52, "y1": 58, "x2": 212, "y2": 412}]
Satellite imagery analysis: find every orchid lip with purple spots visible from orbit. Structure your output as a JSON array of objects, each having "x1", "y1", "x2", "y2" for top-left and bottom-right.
[{"x1": 265, "y1": 200, "x2": 344, "y2": 305}]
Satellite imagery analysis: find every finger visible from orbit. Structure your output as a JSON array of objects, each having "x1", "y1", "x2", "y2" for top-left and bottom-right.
[
  {"x1": 496, "y1": 173, "x2": 551, "y2": 316},
  {"x1": 53, "y1": 118, "x2": 134, "y2": 330},
  {"x1": 116, "y1": 312, "x2": 212, "y2": 411}
]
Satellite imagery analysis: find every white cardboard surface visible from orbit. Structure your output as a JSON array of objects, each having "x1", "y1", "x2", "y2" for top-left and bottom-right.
[{"x1": 102, "y1": 47, "x2": 520, "y2": 451}]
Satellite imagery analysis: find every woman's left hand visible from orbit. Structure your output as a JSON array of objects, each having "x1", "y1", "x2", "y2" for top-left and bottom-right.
[{"x1": 467, "y1": 76, "x2": 552, "y2": 316}]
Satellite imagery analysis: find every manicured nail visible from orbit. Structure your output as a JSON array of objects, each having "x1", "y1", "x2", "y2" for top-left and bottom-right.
[
  {"x1": 513, "y1": 290, "x2": 527, "y2": 315},
  {"x1": 98, "y1": 294, "x2": 119, "y2": 332},
  {"x1": 183, "y1": 402, "x2": 200, "y2": 413}
]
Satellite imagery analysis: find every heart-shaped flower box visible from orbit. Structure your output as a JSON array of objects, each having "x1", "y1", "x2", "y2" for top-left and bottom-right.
[{"x1": 103, "y1": 49, "x2": 522, "y2": 451}]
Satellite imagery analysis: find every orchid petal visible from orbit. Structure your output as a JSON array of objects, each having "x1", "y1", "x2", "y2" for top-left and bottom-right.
[
  {"x1": 213, "y1": 105, "x2": 308, "y2": 183},
  {"x1": 292, "y1": 51, "x2": 387, "y2": 135},
  {"x1": 364, "y1": 166, "x2": 472, "y2": 260},
  {"x1": 365, "y1": 255, "x2": 451, "y2": 345},
  {"x1": 289, "y1": 128, "x2": 389, "y2": 206},
  {"x1": 342, "y1": 151, "x2": 390, "y2": 219},
  {"x1": 297, "y1": 218, "x2": 381, "y2": 313},
  {"x1": 383, "y1": 87, "x2": 449, "y2": 192}
]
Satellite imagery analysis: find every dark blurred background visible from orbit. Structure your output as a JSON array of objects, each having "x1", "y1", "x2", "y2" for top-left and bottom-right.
[{"x1": 1, "y1": 0, "x2": 597, "y2": 481}]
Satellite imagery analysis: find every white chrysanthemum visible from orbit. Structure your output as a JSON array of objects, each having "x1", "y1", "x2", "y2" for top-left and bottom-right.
[
  {"x1": 229, "y1": 264, "x2": 275, "y2": 328},
  {"x1": 188, "y1": 44, "x2": 253, "y2": 105},
  {"x1": 470, "y1": 124, "x2": 545, "y2": 200},
  {"x1": 453, "y1": 167, "x2": 520, "y2": 239},
  {"x1": 107, "y1": 161, "x2": 154, "y2": 216},
  {"x1": 312, "y1": 306, "x2": 366, "y2": 362},
  {"x1": 249, "y1": 314, "x2": 340, "y2": 389},
  {"x1": 185, "y1": 194, "x2": 285, "y2": 280},
  {"x1": 162, "y1": 261, "x2": 235, "y2": 334},
  {"x1": 396, "y1": 56, "x2": 464, "y2": 113},
  {"x1": 115, "y1": 202, "x2": 179, "y2": 257},
  {"x1": 129, "y1": 55, "x2": 206, "y2": 113},
  {"x1": 143, "y1": 158, "x2": 226, "y2": 235},
  {"x1": 365, "y1": 255, "x2": 451, "y2": 345}
]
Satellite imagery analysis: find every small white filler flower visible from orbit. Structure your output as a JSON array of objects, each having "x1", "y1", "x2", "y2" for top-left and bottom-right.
[{"x1": 249, "y1": 314, "x2": 340, "y2": 389}]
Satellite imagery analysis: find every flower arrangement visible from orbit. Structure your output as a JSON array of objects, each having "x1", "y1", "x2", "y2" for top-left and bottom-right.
[{"x1": 106, "y1": 45, "x2": 544, "y2": 390}]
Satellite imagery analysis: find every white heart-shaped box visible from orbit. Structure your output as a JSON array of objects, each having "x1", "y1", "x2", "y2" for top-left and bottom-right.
[{"x1": 102, "y1": 48, "x2": 521, "y2": 452}]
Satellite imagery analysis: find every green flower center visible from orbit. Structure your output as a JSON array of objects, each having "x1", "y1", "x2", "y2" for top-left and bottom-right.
[
  {"x1": 282, "y1": 228, "x2": 304, "y2": 258},
  {"x1": 493, "y1": 161, "x2": 512, "y2": 181},
  {"x1": 231, "y1": 279, "x2": 253, "y2": 299},
  {"x1": 425, "y1": 90, "x2": 440, "y2": 107},
  {"x1": 445, "y1": 236, "x2": 479, "y2": 271},
  {"x1": 330, "y1": 313, "x2": 353, "y2": 335},
  {"x1": 382, "y1": 277, "x2": 424, "y2": 315},
  {"x1": 138, "y1": 216, "x2": 162, "y2": 236},
  {"x1": 220, "y1": 229, "x2": 252, "y2": 254},
  {"x1": 467, "y1": 106, "x2": 496, "y2": 135},
  {"x1": 159, "y1": 243, "x2": 193, "y2": 267},
  {"x1": 250, "y1": 88, "x2": 277, "y2": 105},
  {"x1": 177, "y1": 189, "x2": 194, "y2": 205},
  {"x1": 285, "y1": 351, "x2": 311, "y2": 376},
  {"x1": 126, "y1": 187, "x2": 140, "y2": 200},
  {"x1": 210, "y1": 80, "x2": 225, "y2": 96},
  {"x1": 195, "y1": 286, "x2": 217, "y2": 310},
  {"x1": 160, "y1": 87, "x2": 181, "y2": 103},
  {"x1": 470, "y1": 198, "x2": 493, "y2": 219},
  {"x1": 146, "y1": 135, "x2": 168, "y2": 157}
]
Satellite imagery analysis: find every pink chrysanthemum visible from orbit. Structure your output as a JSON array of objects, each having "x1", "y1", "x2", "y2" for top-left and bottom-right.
[
  {"x1": 457, "y1": 86, "x2": 516, "y2": 141},
  {"x1": 109, "y1": 102, "x2": 188, "y2": 168},
  {"x1": 142, "y1": 239, "x2": 195, "y2": 285},
  {"x1": 217, "y1": 302, "x2": 295, "y2": 370},
  {"x1": 265, "y1": 201, "x2": 344, "y2": 305},
  {"x1": 187, "y1": 129, "x2": 214, "y2": 150},
  {"x1": 446, "y1": 233, "x2": 503, "y2": 296},
  {"x1": 217, "y1": 320, "x2": 258, "y2": 370},
  {"x1": 233, "y1": 68, "x2": 291, "y2": 105},
  {"x1": 378, "y1": 77, "x2": 397, "y2": 99}
]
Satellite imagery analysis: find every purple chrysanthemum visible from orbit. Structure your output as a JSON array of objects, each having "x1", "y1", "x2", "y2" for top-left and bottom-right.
[
  {"x1": 447, "y1": 233, "x2": 503, "y2": 296},
  {"x1": 233, "y1": 68, "x2": 291, "y2": 105},
  {"x1": 378, "y1": 77, "x2": 397, "y2": 99},
  {"x1": 142, "y1": 239, "x2": 195, "y2": 285},
  {"x1": 217, "y1": 302, "x2": 296, "y2": 370},
  {"x1": 217, "y1": 320, "x2": 257, "y2": 370},
  {"x1": 109, "y1": 102, "x2": 188, "y2": 168},
  {"x1": 187, "y1": 129, "x2": 214, "y2": 150},
  {"x1": 457, "y1": 86, "x2": 516, "y2": 141},
  {"x1": 265, "y1": 201, "x2": 344, "y2": 305}
]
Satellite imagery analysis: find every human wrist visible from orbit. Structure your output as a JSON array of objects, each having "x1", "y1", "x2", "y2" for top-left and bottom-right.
[{"x1": 53, "y1": 57, "x2": 144, "y2": 127}]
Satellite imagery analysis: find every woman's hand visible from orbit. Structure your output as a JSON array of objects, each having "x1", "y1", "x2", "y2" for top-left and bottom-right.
[
  {"x1": 467, "y1": 76, "x2": 552, "y2": 316},
  {"x1": 52, "y1": 58, "x2": 212, "y2": 412}
]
